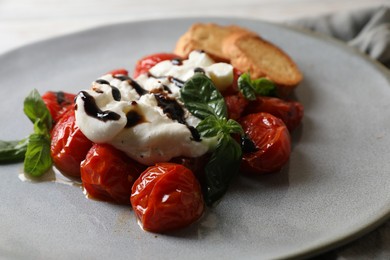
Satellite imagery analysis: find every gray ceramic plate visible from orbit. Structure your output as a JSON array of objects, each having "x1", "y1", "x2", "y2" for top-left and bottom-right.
[{"x1": 1, "y1": 17, "x2": 390, "y2": 260}]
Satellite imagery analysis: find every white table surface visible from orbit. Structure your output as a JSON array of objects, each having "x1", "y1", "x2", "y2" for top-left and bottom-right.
[{"x1": 1, "y1": 0, "x2": 390, "y2": 259}]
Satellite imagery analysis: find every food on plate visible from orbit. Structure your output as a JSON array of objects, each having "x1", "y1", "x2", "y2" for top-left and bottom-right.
[
  {"x1": 50, "y1": 108, "x2": 93, "y2": 177},
  {"x1": 131, "y1": 163, "x2": 204, "y2": 233},
  {"x1": 0, "y1": 23, "x2": 304, "y2": 233},
  {"x1": 81, "y1": 143, "x2": 145, "y2": 204},
  {"x1": 174, "y1": 23, "x2": 303, "y2": 96}
]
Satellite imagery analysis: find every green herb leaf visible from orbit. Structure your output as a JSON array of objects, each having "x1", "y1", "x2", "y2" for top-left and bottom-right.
[
  {"x1": 22, "y1": 89, "x2": 53, "y2": 176},
  {"x1": 197, "y1": 116, "x2": 243, "y2": 138},
  {"x1": 0, "y1": 139, "x2": 28, "y2": 164},
  {"x1": 181, "y1": 73, "x2": 244, "y2": 206},
  {"x1": 23, "y1": 133, "x2": 52, "y2": 177},
  {"x1": 203, "y1": 134, "x2": 242, "y2": 206},
  {"x1": 238, "y1": 72, "x2": 276, "y2": 100},
  {"x1": 180, "y1": 73, "x2": 227, "y2": 120},
  {"x1": 24, "y1": 89, "x2": 52, "y2": 130}
]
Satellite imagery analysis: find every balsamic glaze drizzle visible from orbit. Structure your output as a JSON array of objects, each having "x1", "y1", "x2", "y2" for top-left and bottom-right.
[
  {"x1": 168, "y1": 76, "x2": 185, "y2": 88},
  {"x1": 80, "y1": 72, "x2": 201, "y2": 140},
  {"x1": 95, "y1": 79, "x2": 110, "y2": 85},
  {"x1": 55, "y1": 91, "x2": 66, "y2": 105},
  {"x1": 95, "y1": 79, "x2": 121, "y2": 101},
  {"x1": 147, "y1": 72, "x2": 185, "y2": 89},
  {"x1": 79, "y1": 91, "x2": 121, "y2": 122},
  {"x1": 194, "y1": 67, "x2": 205, "y2": 74},
  {"x1": 114, "y1": 75, "x2": 148, "y2": 96},
  {"x1": 125, "y1": 110, "x2": 144, "y2": 128},
  {"x1": 241, "y1": 134, "x2": 258, "y2": 153},
  {"x1": 154, "y1": 93, "x2": 201, "y2": 142}
]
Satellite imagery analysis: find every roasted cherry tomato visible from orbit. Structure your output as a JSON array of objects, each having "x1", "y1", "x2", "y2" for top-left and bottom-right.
[
  {"x1": 42, "y1": 91, "x2": 76, "y2": 125},
  {"x1": 50, "y1": 109, "x2": 93, "y2": 177},
  {"x1": 133, "y1": 53, "x2": 183, "y2": 78},
  {"x1": 131, "y1": 163, "x2": 204, "y2": 233},
  {"x1": 108, "y1": 69, "x2": 128, "y2": 76},
  {"x1": 224, "y1": 93, "x2": 249, "y2": 120},
  {"x1": 81, "y1": 144, "x2": 145, "y2": 204},
  {"x1": 244, "y1": 97, "x2": 304, "y2": 132},
  {"x1": 239, "y1": 112, "x2": 291, "y2": 174}
]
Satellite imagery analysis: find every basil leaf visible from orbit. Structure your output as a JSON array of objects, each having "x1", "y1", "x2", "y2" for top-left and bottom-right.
[
  {"x1": 22, "y1": 89, "x2": 53, "y2": 176},
  {"x1": 203, "y1": 134, "x2": 242, "y2": 206},
  {"x1": 0, "y1": 139, "x2": 28, "y2": 164},
  {"x1": 196, "y1": 116, "x2": 222, "y2": 138},
  {"x1": 24, "y1": 89, "x2": 52, "y2": 130},
  {"x1": 238, "y1": 72, "x2": 276, "y2": 100},
  {"x1": 181, "y1": 73, "x2": 227, "y2": 120},
  {"x1": 238, "y1": 73, "x2": 257, "y2": 100},
  {"x1": 225, "y1": 119, "x2": 244, "y2": 135},
  {"x1": 197, "y1": 116, "x2": 243, "y2": 138},
  {"x1": 23, "y1": 133, "x2": 52, "y2": 177},
  {"x1": 252, "y1": 78, "x2": 276, "y2": 96}
]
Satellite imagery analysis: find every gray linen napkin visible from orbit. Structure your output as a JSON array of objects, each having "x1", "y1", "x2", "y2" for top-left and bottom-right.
[
  {"x1": 286, "y1": 5, "x2": 390, "y2": 260},
  {"x1": 287, "y1": 5, "x2": 390, "y2": 68}
]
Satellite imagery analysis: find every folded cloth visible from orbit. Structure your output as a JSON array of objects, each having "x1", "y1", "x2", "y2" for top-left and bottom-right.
[{"x1": 286, "y1": 5, "x2": 390, "y2": 68}]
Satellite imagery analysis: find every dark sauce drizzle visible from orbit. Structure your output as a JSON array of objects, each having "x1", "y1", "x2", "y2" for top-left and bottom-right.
[
  {"x1": 194, "y1": 67, "x2": 205, "y2": 74},
  {"x1": 148, "y1": 72, "x2": 185, "y2": 89},
  {"x1": 80, "y1": 73, "x2": 200, "y2": 140},
  {"x1": 125, "y1": 110, "x2": 144, "y2": 128},
  {"x1": 241, "y1": 134, "x2": 258, "y2": 153},
  {"x1": 110, "y1": 86, "x2": 121, "y2": 101},
  {"x1": 154, "y1": 93, "x2": 201, "y2": 142},
  {"x1": 95, "y1": 79, "x2": 110, "y2": 85},
  {"x1": 95, "y1": 79, "x2": 121, "y2": 101},
  {"x1": 55, "y1": 91, "x2": 66, "y2": 105},
  {"x1": 79, "y1": 91, "x2": 121, "y2": 122},
  {"x1": 162, "y1": 84, "x2": 172, "y2": 94},
  {"x1": 114, "y1": 75, "x2": 148, "y2": 96},
  {"x1": 167, "y1": 76, "x2": 185, "y2": 88}
]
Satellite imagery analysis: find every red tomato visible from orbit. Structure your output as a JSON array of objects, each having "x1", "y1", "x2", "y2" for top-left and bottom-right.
[
  {"x1": 224, "y1": 93, "x2": 249, "y2": 120},
  {"x1": 108, "y1": 69, "x2": 128, "y2": 76},
  {"x1": 81, "y1": 144, "x2": 145, "y2": 204},
  {"x1": 239, "y1": 113, "x2": 291, "y2": 174},
  {"x1": 50, "y1": 109, "x2": 93, "y2": 177},
  {"x1": 244, "y1": 97, "x2": 304, "y2": 132},
  {"x1": 42, "y1": 91, "x2": 76, "y2": 124},
  {"x1": 133, "y1": 53, "x2": 183, "y2": 78},
  {"x1": 223, "y1": 68, "x2": 243, "y2": 95},
  {"x1": 131, "y1": 163, "x2": 204, "y2": 233}
]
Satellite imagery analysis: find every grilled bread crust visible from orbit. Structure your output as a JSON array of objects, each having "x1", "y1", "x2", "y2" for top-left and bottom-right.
[{"x1": 174, "y1": 23, "x2": 303, "y2": 95}]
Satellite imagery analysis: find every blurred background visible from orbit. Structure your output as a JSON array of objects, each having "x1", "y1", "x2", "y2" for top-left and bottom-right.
[{"x1": 0, "y1": 0, "x2": 387, "y2": 54}]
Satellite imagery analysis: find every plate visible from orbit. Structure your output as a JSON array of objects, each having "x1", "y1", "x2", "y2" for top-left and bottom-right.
[{"x1": 1, "y1": 17, "x2": 390, "y2": 260}]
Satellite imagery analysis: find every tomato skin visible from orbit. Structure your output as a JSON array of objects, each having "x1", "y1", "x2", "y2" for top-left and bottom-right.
[
  {"x1": 244, "y1": 97, "x2": 304, "y2": 132},
  {"x1": 224, "y1": 93, "x2": 249, "y2": 120},
  {"x1": 81, "y1": 144, "x2": 144, "y2": 204},
  {"x1": 42, "y1": 91, "x2": 76, "y2": 125},
  {"x1": 239, "y1": 113, "x2": 291, "y2": 174},
  {"x1": 108, "y1": 69, "x2": 128, "y2": 76},
  {"x1": 50, "y1": 109, "x2": 93, "y2": 177},
  {"x1": 131, "y1": 163, "x2": 204, "y2": 233},
  {"x1": 133, "y1": 53, "x2": 183, "y2": 78}
]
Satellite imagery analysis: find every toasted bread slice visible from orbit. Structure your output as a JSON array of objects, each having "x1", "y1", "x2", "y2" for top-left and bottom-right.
[
  {"x1": 174, "y1": 23, "x2": 303, "y2": 95},
  {"x1": 222, "y1": 33, "x2": 303, "y2": 95},
  {"x1": 174, "y1": 23, "x2": 255, "y2": 60}
]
